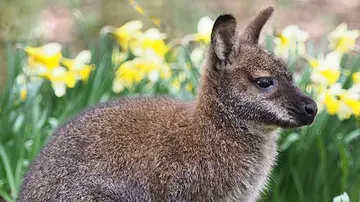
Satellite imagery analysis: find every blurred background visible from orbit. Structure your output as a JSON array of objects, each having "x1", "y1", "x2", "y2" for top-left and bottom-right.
[
  {"x1": 1, "y1": 0, "x2": 360, "y2": 63},
  {"x1": 0, "y1": 0, "x2": 360, "y2": 202},
  {"x1": 1, "y1": 0, "x2": 360, "y2": 85}
]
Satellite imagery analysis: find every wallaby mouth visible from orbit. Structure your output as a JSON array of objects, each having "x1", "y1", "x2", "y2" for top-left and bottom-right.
[
  {"x1": 282, "y1": 85, "x2": 318, "y2": 127},
  {"x1": 289, "y1": 99, "x2": 318, "y2": 126}
]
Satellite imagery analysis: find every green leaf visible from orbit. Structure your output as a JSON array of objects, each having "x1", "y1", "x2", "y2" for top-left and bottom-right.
[
  {"x1": 0, "y1": 144, "x2": 17, "y2": 200},
  {"x1": 343, "y1": 129, "x2": 360, "y2": 144},
  {"x1": 280, "y1": 132, "x2": 300, "y2": 151}
]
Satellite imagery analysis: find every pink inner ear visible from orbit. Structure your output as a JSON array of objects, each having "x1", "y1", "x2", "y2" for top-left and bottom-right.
[{"x1": 241, "y1": 6, "x2": 274, "y2": 44}]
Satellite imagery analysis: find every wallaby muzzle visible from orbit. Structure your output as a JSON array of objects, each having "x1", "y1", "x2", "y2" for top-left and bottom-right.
[{"x1": 289, "y1": 86, "x2": 318, "y2": 126}]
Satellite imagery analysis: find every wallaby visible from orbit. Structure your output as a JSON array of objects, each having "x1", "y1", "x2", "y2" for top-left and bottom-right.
[{"x1": 18, "y1": 6, "x2": 317, "y2": 202}]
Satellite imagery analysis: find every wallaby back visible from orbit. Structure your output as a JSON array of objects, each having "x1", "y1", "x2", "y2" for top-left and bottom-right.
[{"x1": 19, "y1": 6, "x2": 317, "y2": 202}]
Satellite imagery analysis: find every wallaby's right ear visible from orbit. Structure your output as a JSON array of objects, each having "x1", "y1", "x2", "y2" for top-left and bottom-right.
[{"x1": 210, "y1": 14, "x2": 238, "y2": 64}]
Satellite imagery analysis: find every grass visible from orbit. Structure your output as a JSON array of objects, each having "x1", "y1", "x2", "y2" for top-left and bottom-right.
[{"x1": 0, "y1": 29, "x2": 359, "y2": 202}]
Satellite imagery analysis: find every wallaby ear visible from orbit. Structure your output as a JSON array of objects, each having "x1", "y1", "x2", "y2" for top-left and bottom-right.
[
  {"x1": 210, "y1": 14, "x2": 238, "y2": 63},
  {"x1": 241, "y1": 6, "x2": 274, "y2": 44}
]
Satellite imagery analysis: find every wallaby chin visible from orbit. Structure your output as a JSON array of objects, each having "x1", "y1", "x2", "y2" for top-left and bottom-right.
[{"x1": 18, "y1": 6, "x2": 317, "y2": 202}]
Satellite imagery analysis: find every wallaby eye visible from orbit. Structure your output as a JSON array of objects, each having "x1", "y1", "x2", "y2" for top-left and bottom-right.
[{"x1": 255, "y1": 77, "x2": 274, "y2": 89}]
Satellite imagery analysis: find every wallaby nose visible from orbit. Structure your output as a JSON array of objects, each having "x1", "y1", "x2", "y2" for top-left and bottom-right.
[{"x1": 304, "y1": 102, "x2": 318, "y2": 116}]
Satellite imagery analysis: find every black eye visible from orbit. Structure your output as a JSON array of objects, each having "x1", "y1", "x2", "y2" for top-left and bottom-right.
[{"x1": 255, "y1": 77, "x2": 274, "y2": 89}]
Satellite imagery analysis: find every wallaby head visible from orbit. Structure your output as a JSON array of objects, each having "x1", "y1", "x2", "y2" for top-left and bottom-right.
[{"x1": 199, "y1": 6, "x2": 317, "y2": 129}]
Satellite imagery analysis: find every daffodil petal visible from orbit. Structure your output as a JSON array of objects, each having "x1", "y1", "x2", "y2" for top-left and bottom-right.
[
  {"x1": 41, "y1": 43, "x2": 62, "y2": 56},
  {"x1": 112, "y1": 79, "x2": 125, "y2": 93},
  {"x1": 74, "y1": 50, "x2": 91, "y2": 69},
  {"x1": 143, "y1": 28, "x2": 167, "y2": 40},
  {"x1": 51, "y1": 82, "x2": 66, "y2": 97},
  {"x1": 197, "y1": 16, "x2": 214, "y2": 36},
  {"x1": 352, "y1": 72, "x2": 360, "y2": 84}
]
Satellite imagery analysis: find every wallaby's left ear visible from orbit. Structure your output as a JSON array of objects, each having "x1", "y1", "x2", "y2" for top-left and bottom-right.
[
  {"x1": 241, "y1": 6, "x2": 274, "y2": 44},
  {"x1": 210, "y1": 14, "x2": 238, "y2": 63}
]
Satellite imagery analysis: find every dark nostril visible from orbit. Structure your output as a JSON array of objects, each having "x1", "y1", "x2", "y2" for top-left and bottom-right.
[{"x1": 304, "y1": 103, "x2": 318, "y2": 116}]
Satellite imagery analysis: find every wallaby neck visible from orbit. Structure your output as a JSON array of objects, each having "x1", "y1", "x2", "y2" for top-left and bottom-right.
[{"x1": 194, "y1": 76, "x2": 243, "y2": 132}]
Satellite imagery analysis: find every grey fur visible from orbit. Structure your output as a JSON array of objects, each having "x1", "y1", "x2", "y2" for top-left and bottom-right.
[{"x1": 18, "y1": 6, "x2": 317, "y2": 202}]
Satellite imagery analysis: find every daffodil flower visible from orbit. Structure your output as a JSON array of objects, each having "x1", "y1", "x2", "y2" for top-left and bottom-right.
[
  {"x1": 128, "y1": 0, "x2": 145, "y2": 15},
  {"x1": 113, "y1": 60, "x2": 143, "y2": 93},
  {"x1": 112, "y1": 20, "x2": 143, "y2": 51},
  {"x1": 319, "y1": 84, "x2": 351, "y2": 120},
  {"x1": 132, "y1": 28, "x2": 168, "y2": 58},
  {"x1": 340, "y1": 84, "x2": 360, "y2": 117},
  {"x1": 273, "y1": 25, "x2": 309, "y2": 59},
  {"x1": 112, "y1": 51, "x2": 170, "y2": 93},
  {"x1": 194, "y1": 16, "x2": 214, "y2": 44},
  {"x1": 170, "y1": 72, "x2": 187, "y2": 91},
  {"x1": 15, "y1": 74, "x2": 28, "y2": 101},
  {"x1": 25, "y1": 43, "x2": 62, "y2": 69},
  {"x1": 333, "y1": 192, "x2": 350, "y2": 202},
  {"x1": 20, "y1": 87, "x2": 27, "y2": 101},
  {"x1": 317, "y1": 83, "x2": 342, "y2": 115},
  {"x1": 328, "y1": 23, "x2": 360, "y2": 53},
  {"x1": 190, "y1": 47, "x2": 206, "y2": 66},
  {"x1": 112, "y1": 49, "x2": 128, "y2": 65},
  {"x1": 186, "y1": 83, "x2": 193, "y2": 92},
  {"x1": 352, "y1": 72, "x2": 360, "y2": 84},
  {"x1": 61, "y1": 50, "x2": 93, "y2": 82},
  {"x1": 308, "y1": 51, "x2": 342, "y2": 86},
  {"x1": 317, "y1": 83, "x2": 360, "y2": 120},
  {"x1": 41, "y1": 67, "x2": 77, "y2": 97}
]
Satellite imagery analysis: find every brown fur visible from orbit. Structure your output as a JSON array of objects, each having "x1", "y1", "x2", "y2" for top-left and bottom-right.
[{"x1": 18, "y1": 6, "x2": 317, "y2": 202}]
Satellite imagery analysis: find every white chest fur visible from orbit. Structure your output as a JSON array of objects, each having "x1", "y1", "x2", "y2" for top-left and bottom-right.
[{"x1": 225, "y1": 129, "x2": 279, "y2": 202}]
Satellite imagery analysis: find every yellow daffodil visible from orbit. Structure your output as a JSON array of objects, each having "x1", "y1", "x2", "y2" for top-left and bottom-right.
[
  {"x1": 186, "y1": 83, "x2": 193, "y2": 92},
  {"x1": 15, "y1": 74, "x2": 28, "y2": 101},
  {"x1": 318, "y1": 83, "x2": 342, "y2": 115},
  {"x1": 170, "y1": 72, "x2": 187, "y2": 91},
  {"x1": 317, "y1": 83, "x2": 360, "y2": 120},
  {"x1": 113, "y1": 60, "x2": 143, "y2": 93},
  {"x1": 20, "y1": 87, "x2": 27, "y2": 101},
  {"x1": 19, "y1": 44, "x2": 93, "y2": 97},
  {"x1": 138, "y1": 50, "x2": 170, "y2": 81},
  {"x1": 190, "y1": 47, "x2": 206, "y2": 66},
  {"x1": 340, "y1": 84, "x2": 360, "y2": 117},
  {"x1": 112, "y1": 51, "x2": 171, "y2": 93},
  {"x1": 132, "y1": 28, "x2": 168, "y2": 58},
  {"x1": 25, "y1": 43, "x2": 62, "y2": 69},
  {"x1": 195, "y1": 16, "x2": 214, "y2": 44},
  {"x1": 112, "y1": 49, "x2": 128, "y2": 65},
  {"x1": 352, "y1": 72, "x2": 360, "y2": 84},
  {"x1": 338, "y1": 102, "x2": 353, "y2": 120},
  {"x1": 171, "y1": 79, "x2": 181, "y2": 91},
  {"x1": 112, "y1": 20, "x2": 143, "y2": 51},
  {"x1": 128, "y1": 0, "x2": 145, "y2": 15},
  {"x1": 61, "y1": 50, "x2": 93, "y2": 82},
  {"x1": 324, "y1": 92, "x2": 341, "y2": 115},
  {"x1": 274, "y1": 25, "x2": 309, "y2": 59},
  {"x1": 336, "y1": 85, "x2": 360, "y2": 120},
  {"x1": 322, "y1": 84, "x2": 351, "y2": 120},
  {"x1": 150, "y1": 17, "x2": 162, "y2": 27},
  {"x1": 41, "y1": 67, "x2": 77, "y2": 97},
  {"x1": 308, "y1": 51, "x2": 342, "y2": 86},
  {"x1": 328, "y1": 23, "x2": 360, "y2": 53}
]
